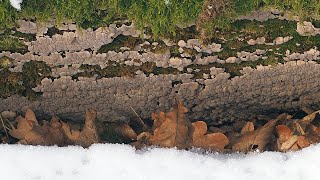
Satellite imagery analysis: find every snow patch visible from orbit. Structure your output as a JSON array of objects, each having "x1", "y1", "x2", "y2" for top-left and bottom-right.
[
  {"x1": 9, "y1": 0, "x2": 23, "y2": 10},
  {"x1": 0, "y1": 144, "x2": 319, "y2": 180}
]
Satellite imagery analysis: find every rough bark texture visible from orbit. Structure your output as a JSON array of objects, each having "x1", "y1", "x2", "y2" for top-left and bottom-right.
[
  {"x1": 1, "y1": 60, "x2": 320, "y2": 125},
  {"x1": 1, "y1": 20, "x2": 320, "y2": 125}
]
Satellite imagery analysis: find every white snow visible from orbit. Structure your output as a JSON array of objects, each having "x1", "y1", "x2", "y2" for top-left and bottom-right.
[
  {"x1": 9, "y1": 0, "x2": 23, "y2": 10},
  {"x1": 0, "y1": 143, "x2": 319, "y2": 180}
]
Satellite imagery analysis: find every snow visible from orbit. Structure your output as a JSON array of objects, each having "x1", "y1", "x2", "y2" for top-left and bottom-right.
[
  {"x1": 9, "y1": 0, "x2": 23, "y2": 10},
  {"x1": 0, "y1": 144, "x2": 319, "y2": 180}
]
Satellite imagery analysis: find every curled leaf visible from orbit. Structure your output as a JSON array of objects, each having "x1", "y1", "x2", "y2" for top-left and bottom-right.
[
  {"x1": 151, "y1": 102, "x2": 191, "y2": 149},
  {"x1": 240, "y1": 122, "x2": 254, "y2": 135},
  {"x1": 75, "y1": 109, "x2": 100, "y2": 147},
  {"x1": 101, "y1": 123, "x2": 137, "y2": 143},
  {"x1": 191, "y1": 121, "x2": 229, "y2": 151},
  {"x1": 299, "y1": 110, "x2": 320, "y2": 124},
  {"x1": 151, "y1": 112, "x2": 166, "y2": 131},
  {"x1": 25, "y1": 109, "x2": 38, "y2": 125},
  {"x1": 276, "y1": 125, "x2": 293, "y2": 144},
  {"x1": 9, "y1": 109, "x2": 100, "y2": 147},
  {"x1": 232, "y1": 120, "x2": 277, "y2": 152},
  {"x1": 296, "y1": 136, "x2": 311, "y2": 149},
  {"x1": 280, "y1": 135, "x2": 298, "y2": 152}
]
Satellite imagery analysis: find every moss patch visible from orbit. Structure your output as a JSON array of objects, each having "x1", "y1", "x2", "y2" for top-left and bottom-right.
[
  {"x1": 0, "y1": 61, "x2": 51, "y2": 100},
  {"x1": 0, "y1": 35, "x2": 28, "y2": 53},
  {"x1": 0, "y1": 56, "x2": 14, "y2": 69},
  {"x1": 73, "y1": 62, "x2": 180, "y2": 79},
  {"x1": 97, "y1": 35, "x2": 144, "y2": 53}
]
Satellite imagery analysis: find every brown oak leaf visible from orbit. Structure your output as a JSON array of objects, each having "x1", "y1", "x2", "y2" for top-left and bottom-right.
[
  {"x1": 296, "y1": 136, "x2": 312, "y2": 149},
  {"x1": 275, "y1": 125, "x2": 297, "y2": 151},
  {"x1": 9, "y1": 114, "x2": 64, "y2": 145},
  {"x1": 151, "y1": 101, "x2": 192, "y2": 149},
  {"x1": 151, "y1": 112, "x2": 166, "y2": 131},
  {"x1": 298, "y1": 110, "x2": 320, "y2": 125},
  {"x1": 10, "y1": 109, "x2": 100, "y2": 147},
  {"x1": 240, "y1": 122, "x2": 254, "y2": 135},
  {"x1": 276, "y1": 125, "x2": 293, "y2": 144},
  {"x1": 74, "y1": 109, "x2": 100, "y2": 147},
  {"x1": 232, "y1": 120, "x2": 277, "y2": 152},
  {"x1": 280, "y1": 135, "x2": 298, "y2": 151},
  {"x1": 304, "y1": 124, "x2": 320, "y2": 144},
  {"x1": 100, "y1": 123, "x2": 137, "y2": 143},
  {"x1": 191, "y1": 121, "x2": 229, "y2": 151}
]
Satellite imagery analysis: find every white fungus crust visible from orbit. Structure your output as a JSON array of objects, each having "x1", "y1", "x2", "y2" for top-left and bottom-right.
[{"x1": 1, "y1": 20, "x2": 320, "y2": 124}]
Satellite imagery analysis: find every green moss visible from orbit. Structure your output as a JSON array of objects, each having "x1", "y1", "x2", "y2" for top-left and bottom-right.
[
  {"x1": 117, "y1": 0, "x2": 204, "y2": 37},
  {"x1": 216, "y1": 47, "x2": 238, "y2": 59},
  {"x1": 0, "y1": 61, "x2": 54, "y2": 100},
  {"x1": 1, "y1": 0, "x2": 204, "y2": 38},
  {"x1": 169, "y1": 46, "x2": 181, "y2": 57},
  {"x1": 22, "y1": 61, "x2": 51, "y2": 88},
  {"x1": 97, "y1": 35, "x2": 144, "y2": 53},
  {"x1": 150, "y1": 41, "x2": 170, "y2": 54},
  {"x1": 45, "y1": 26, "x2": 63, "y2": 37},
  {"x1": 152, "y1": 67, "x2": 180, "y2": 75},
  {"x1": 200, "y1": 18, "x2": 320, "y2": 64},
  {"x1": 0, "y1": 35, "x2": 28, "y2": 53},
  {"x1": 74, "y1": 62, "x2": 181, "y2": 79},
  {"x1": 3, "y1": 0, "x2": 320, "y2": 39},
  {"x1": 0, "y1": 56, "x2": 14, "y2": 69},
  {"x1": 199, "y1": 0, "x2": 320, "y2": 39},
  {"x1": 13, "y1": 31, "x2": 37, "y2": 41},
  {"x1": 0, "y1": 69, "x2": 24, "y2": 98},
  {"x1": 186, "y1": 56, "x2": 280, "y2": 79},
  {"x1": 77, "y1": 63, "x2": 135, "y2": 78}
]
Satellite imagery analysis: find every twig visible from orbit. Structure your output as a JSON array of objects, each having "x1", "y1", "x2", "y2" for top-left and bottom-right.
[
  {"x1": 129, "y1": 106, "x2": 149, "y2": 132},
  {"x1": 0, "y1": 115, "x2": 9, "y2": 139}
]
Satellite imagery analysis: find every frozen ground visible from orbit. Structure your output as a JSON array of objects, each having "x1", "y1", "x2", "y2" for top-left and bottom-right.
[{"x1": 0, "y1": 144, "x2": 319, "y2": 180}]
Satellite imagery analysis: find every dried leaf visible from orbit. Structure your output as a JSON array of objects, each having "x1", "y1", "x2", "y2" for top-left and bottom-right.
[
  {"x1": 191, "y1": 121, "x2": 228, "y2": 151},
  {"x1": 280, "y1": 135, "x2": 298, "y2": 151},
  {"x1": 289, "y1": 144, "x2": 300, "y2": 151},
  {"x1": 232, "y1": 120, "x2": 277, "y2": 152},
  {"x1": 75, "y1": 109, "x2": 99, "y2": 147},
  {"x1": 132, "y1": 132, "x2": 153, "y2": 149},
  {"x1": 101, "y1": 123, "x2": 137, "y2": 143},
  {"x1": 304, "y1": 124, "x2": 320, "y2": 144},
  {"x1": 40, "y1": 117, "x2": 65, "y2": 146},
  {"x1": 276, "y1": 125, "x2": 293, "y2": 143},
  {"x1": 233, "y1": 120, "x2": 247, "y2": 132},
  {"x1": 208, "y1": 126, "x2": 225, "y2": 133},
  {"x1": 276, "y1": 113, "x2": 292, "y2": 125},
  {"x1": 299, "y1": 110, "x2": 320, "y2": 124},
  {"x1": 61, "y1": 121, "x2": 80, "y2": 142},
  {"x1": 296, "y1": 136, "x2": 311, "y2": 149},
  {"x1": 9, "y1": 116, "x2": 32, "y2": 139},
  {"x1": 295, "y1": 122, "x2": 305, "y2": 135},
  {"x1": 137, "y1": 132, "x2": 152, "y2": 143},
  {"x1": 240, "y1": 122, "x2": 254, "y2": 135},
  {"x1": 306, "y1": 124, "x2": 320, "y2": 134},
  {"x1": 151, "y1": 102, "x2": 191, "y2": 149},
  {"x1": 25, "y1": 109, "x2": 38, "y2": 125},
  {"x1": 151, "y1": 112, "x2": 166, "y2": 130},
  {"x1": 10, "y1": 109, "x2": 100, "y2": 147},
  {"x1": 225, "y1": 131, "x2": 241, "y2": 148}
]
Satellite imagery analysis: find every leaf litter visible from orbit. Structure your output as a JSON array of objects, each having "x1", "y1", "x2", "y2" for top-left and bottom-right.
[{"x1": 1, "y1": 102, "x2": 320, "y2": 153}]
